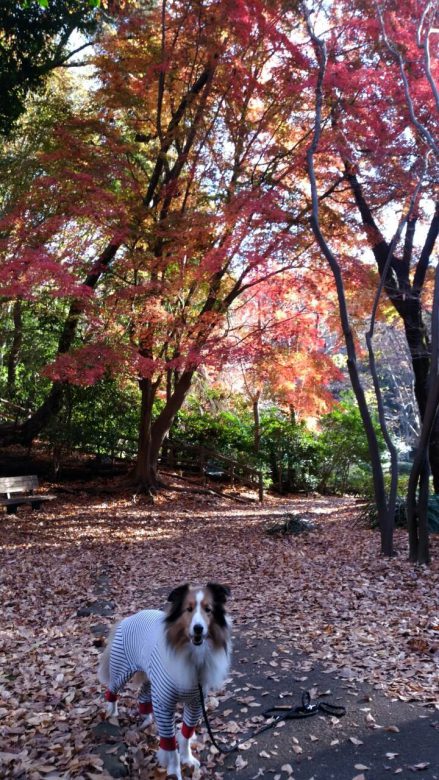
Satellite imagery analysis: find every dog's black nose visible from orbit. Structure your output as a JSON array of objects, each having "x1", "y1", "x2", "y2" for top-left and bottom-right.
[{"x1": 193, "y1": 623, "x2": 204, "y2": 635}]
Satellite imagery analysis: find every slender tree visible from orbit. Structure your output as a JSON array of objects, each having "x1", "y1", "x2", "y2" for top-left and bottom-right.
[
  {"x1": 302, "y1": 2, "x2": 395, "y2": 556},
  {"x1": 299, "y1": 0, "x2": 438, "y2": 557}
]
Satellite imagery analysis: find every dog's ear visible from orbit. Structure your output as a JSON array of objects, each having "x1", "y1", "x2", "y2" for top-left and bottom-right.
[
  {"x1": 207, "y1": 583, "x2": 231, "y2": 603},
  {"x1": 167, "y1": 584, "x2": 189, "y2": 604}
]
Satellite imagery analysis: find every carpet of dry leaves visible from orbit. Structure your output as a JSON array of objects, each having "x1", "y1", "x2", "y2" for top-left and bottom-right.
[{"x1": 1, "y1": 478, "x2": 438, "y2": 779}]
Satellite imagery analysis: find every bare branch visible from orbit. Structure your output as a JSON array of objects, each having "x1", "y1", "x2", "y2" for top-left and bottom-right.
[
  {"x1": 375, "y1": 1, "x2": 439, "y2": 158},
  {"x1": 417, "y1": 1, "x2": 439, "y2": 111}
]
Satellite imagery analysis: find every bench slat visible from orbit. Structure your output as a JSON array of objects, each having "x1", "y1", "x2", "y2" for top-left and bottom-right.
[
  {"x1": 0, "y1": 495, "x2": 55, "y2": 505},
  {"x1": 0, "y1": 475, "x2": 39, "y2": 494}
]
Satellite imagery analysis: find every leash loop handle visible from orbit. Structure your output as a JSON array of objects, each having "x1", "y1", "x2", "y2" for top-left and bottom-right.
[{"x1": 301, "y1": 691, "x2": 318, "y2": 713}]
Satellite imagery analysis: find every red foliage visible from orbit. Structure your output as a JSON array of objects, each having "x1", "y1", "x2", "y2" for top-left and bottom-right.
[{"x1": 1, "y1": 0, "x2": 436, "y2": 429}]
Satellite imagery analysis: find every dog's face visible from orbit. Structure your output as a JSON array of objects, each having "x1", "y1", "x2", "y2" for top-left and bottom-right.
[{"x1": 165, "y1": 583, "x2": 231, "y2": 651}]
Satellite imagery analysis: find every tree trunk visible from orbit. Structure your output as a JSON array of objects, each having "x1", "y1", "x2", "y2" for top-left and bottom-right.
[
  {"x1": 6, "y1": 300, "x2": 23, "y2": 398},
  {"x1": 133, "y1": 377, "x2": 159, "y2": 491},
  {"x1": 132, "y1": 370, "x2": 194, "y2": 491},
  {"x1": 0, "y1": 383, "x2": 66, "y2": 445},
  {"x1": 0, "y1": 62, "x2": 217, "y2": 447},
  {"x1": 346, "y1": 170, "x2": 439, "y2": 489},
  {"x1": 402, "y1": 306, "x2": 430, "y2": 419},
  {"x1": 302, "y1": 27, "x2": 394, "y2": 554},
  {"x1": 406, "y1": 264, "x2": 439, "y2": 563},
  {"x1": 252, "y1": 392, "x2": 261, "y2": 454},
  {"x1": 0, "y1": 248, "x2": 120, "y2": 446}
]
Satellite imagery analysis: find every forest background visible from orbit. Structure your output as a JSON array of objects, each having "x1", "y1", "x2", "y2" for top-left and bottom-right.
[{"x1": 0, "y1": 0, "x2": 438, "y2": 561}]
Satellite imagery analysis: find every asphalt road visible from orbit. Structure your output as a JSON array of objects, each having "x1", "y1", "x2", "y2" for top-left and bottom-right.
[
  {"x1": 92, "y1": 629, "x2": 439, "y2": 780},
  {"x1": 212, "y1": 634, "x2": 439, "y2": 780}
]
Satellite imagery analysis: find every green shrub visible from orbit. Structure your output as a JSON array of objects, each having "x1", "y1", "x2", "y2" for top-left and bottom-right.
[
  {"x1": 259, "y1": 410, "x2": 321, "y2": 493},
  {"x1": 169, "y1": 396, "x2": 386, "y2": 496},
  {"x1": 45, "y1": 379, "x2": 140, "y2": 458},
  {"x1": 171, "y1": 407, "x2": 254, "y2": 459},
  {"x1": 315, "y1": 395, "x2": 386, "y2": 495}
]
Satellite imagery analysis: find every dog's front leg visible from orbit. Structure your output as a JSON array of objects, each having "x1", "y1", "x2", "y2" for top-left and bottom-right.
[
  {"x1": 178, "y1": 729, "x2": 200, "y2": 770},
  {"x1": 154, "y1": 699, "x2": 182, "y2": 779},
  {"x1": 138, "y1": 701, "x2": 154, "y2": 729},
  {"x1": 157, "y1": 746, "x2": 182, "y2": 780}
]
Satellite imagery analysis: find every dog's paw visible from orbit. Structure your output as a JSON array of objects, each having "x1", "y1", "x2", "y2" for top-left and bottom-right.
[
  {"x1": 157, "y1": 748, "x2": 182, "y2": 780},
  {"x1": 105, "y1": 700, "x2": 118, "y2": 718},
  {"x1": 177, "y1": 732, "x2": 200, "y2": 769},
  {"x1": 182, "y1": 754, "x2": 200, "y2": 770}
]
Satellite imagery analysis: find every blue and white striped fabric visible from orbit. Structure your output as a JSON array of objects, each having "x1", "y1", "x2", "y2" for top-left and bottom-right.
[{"x1": 108, "y1": 609, "x2": 202, "y2": 737}]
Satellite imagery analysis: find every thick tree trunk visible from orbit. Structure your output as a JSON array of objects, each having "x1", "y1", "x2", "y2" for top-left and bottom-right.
[
  {"x1": 132, "y1": 370, "x2": 194, "y2": 491},
  {"x1": 133, "y1": 377, "x2": 160, "y2": 491},
  {"x1": 401, "y1": 303, "x2": 430, "y2": 418},
  {"x1": 401, "y1": 304, "x2": 439, "y2": 493},
  {"x1": 406, "y1": 264, "x2": 439, "y2": 563}
]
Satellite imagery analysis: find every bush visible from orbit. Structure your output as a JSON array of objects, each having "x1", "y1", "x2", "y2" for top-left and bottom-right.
[
  {"x1": 315, "y1": 396, "x2": 386, "y2": 495},
  {"x1": 170, "y1": 406, "x2": 254, "y2": 459},
  {"x1": 259, "y1": 410, "x2": 321, "y2": 493},
  {"x1": 168, "y1": 396, "x2": 385, "y2": 496},
  {"x1": 45, "y1": 379, "x2": 140, "y2": 459}
]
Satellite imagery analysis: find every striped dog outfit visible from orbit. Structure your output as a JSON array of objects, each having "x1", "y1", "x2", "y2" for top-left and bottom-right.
[{"x1": 105, "y1": 609, "x2": 202, "y2": 749}]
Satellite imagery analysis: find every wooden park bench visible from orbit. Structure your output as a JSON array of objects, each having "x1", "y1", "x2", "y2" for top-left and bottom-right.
[{"x1": 0, "y1": 475, "x2": 56, "y2": 515}]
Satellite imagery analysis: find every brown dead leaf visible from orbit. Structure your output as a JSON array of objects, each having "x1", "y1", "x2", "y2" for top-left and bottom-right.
[{"x1": 407, "y1": 638, "x2": 430, "y2": 654}]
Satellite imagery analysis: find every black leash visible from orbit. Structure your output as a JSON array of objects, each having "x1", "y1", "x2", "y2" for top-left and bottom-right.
[{"x1": 198, "y1": 685, "x2": 346, "y2": 755}]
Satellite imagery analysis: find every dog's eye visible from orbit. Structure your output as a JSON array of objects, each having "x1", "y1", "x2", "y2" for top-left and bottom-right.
[
  {"x1": 205, "y1": 606, "x2": 212, "y2": 613},
  {"x1": 186, "y1": 606, "x2": 194, "y2": 613}
]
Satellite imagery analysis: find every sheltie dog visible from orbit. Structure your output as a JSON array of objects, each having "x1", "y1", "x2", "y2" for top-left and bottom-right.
[{"x1": 98, "y1": 583, "x2": 232, "y2": 780}]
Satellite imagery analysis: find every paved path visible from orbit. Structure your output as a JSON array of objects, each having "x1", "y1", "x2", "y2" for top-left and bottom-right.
[
  {"x1": 91, "y1": 625, "x2": 438, "y2": 780},
  {"x1": 213, "y1": 635, "x2": 439, "y2": 780}
]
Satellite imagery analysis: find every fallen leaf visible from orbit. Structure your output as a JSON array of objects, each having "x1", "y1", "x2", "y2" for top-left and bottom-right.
[
  {"x1": 408, "y1": 763, "x2": 430, "y2": 771},
  {"x1": 235, "y1": 755, "x2": 248, "y2": 771}
]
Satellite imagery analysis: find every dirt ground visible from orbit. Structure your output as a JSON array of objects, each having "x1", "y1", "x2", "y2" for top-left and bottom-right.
[{"x1": 0, "y1": 476, "x2": 438, "y2": 779}]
